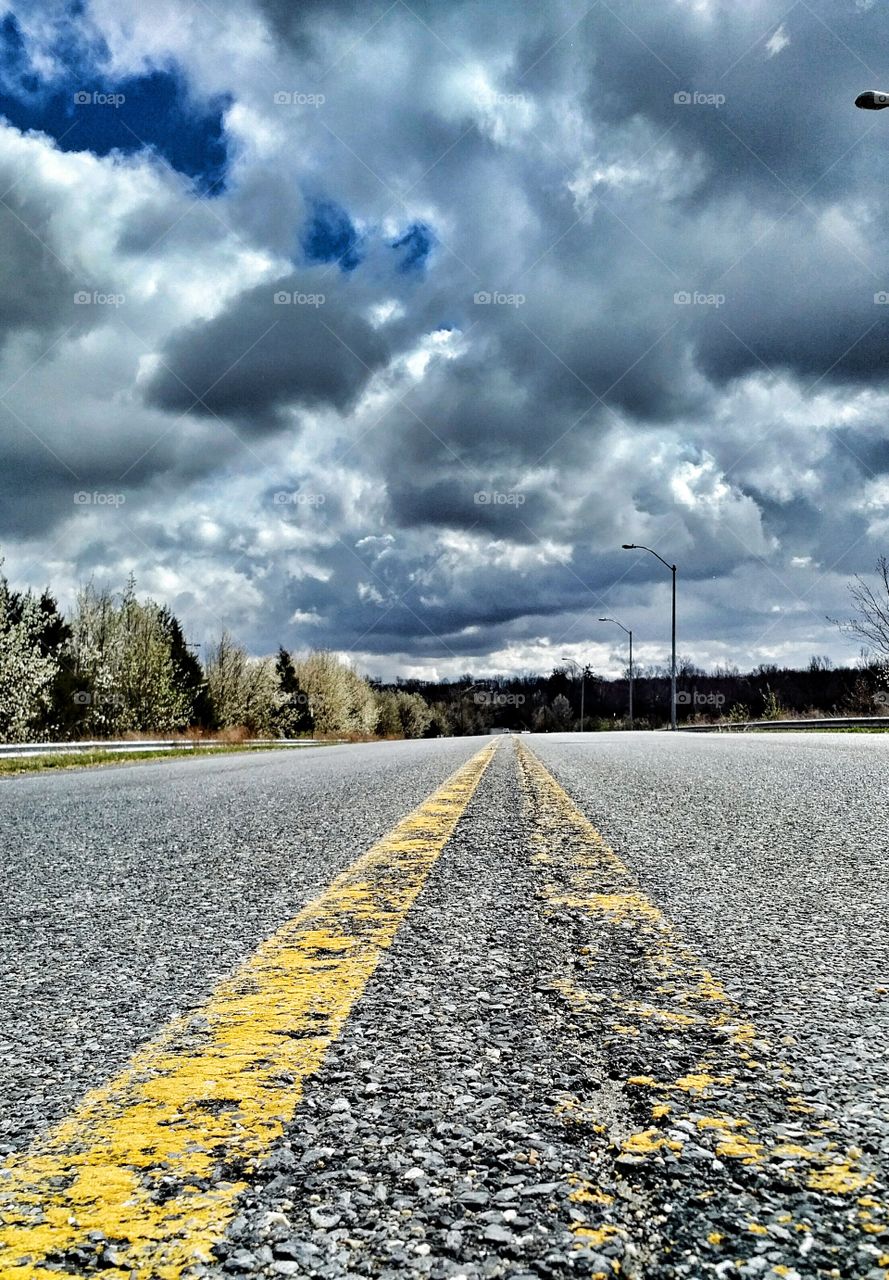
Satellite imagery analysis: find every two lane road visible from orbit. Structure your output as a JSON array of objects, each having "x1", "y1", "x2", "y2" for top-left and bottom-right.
[{"x1": 2, "y1": 732, "x2": 888, "y2": 1279}]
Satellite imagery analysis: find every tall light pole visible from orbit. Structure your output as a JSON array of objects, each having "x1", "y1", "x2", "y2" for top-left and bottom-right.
[
  {"x1": 622, "y1": 543, "x2": 677, "y2": 731},
  {"x1": 561, "y1": 657, "x2": 585, "y2": 732},
  {"x1": 598, "y1": 618, "x2": 633, "y2": 730}
]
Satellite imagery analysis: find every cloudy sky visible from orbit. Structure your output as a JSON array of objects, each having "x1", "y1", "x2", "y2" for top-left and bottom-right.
[{"x1": 1, "y1": 0, "x2": 888, "y2": 679}]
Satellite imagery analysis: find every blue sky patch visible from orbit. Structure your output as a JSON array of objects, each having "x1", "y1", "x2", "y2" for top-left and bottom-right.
[
  {"x1": 0, "y1": 14, "x2": 230, "y2": 192},
  {"x1": 302, "y1": 200, "x2": 363, "y2": 271}
]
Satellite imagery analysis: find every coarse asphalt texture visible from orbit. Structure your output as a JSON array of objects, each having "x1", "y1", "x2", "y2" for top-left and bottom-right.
[{"x1": 1, "y1": 731, "x2": 888, "y2": 1280}]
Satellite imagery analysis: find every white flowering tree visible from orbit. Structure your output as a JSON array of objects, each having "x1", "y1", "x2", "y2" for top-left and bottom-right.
[
  {"x1": 203, "y1": 632, "x2": 277, "y2": 735},
  {"x1": 0, "y1": 569, "x2": 61, "y2": 742},
  {"x1": 69, "y1": 578, "x2": 196, "y2": 735},
  {"x1": 295, "y1": 650, "x2": 379, "y2": 737},
  {"x1": 375, "y1": 688, "x2": 432, "y2": 738}
]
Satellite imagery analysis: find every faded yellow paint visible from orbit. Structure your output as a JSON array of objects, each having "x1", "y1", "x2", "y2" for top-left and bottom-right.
[
  {"x1": 629, "y1": 1070, "x2": 732, "y2": 1095},
  {"x1": 621, "y1": 1127, "x2": 683, "y2": 1156},
  {"x1": 697, "y1": 1115, "x2": 750, "y2": 1132},
  {"x1": 773, "y1": 1143, "x2": 819, "y2": 1161},
  {"x1": 0, "y1": 743, "x2": 497, "y2": 1280},
  {"x1": 809, "y1": 1161, "x2": 874, "y2": 1195},
  {"x1": 673, "y1": 1072, "x2": 733, "y2": 1093},
  {"x1": 715, "y1": 1135, "x2": 766, "y2": 1164},
  {"x1": 567, "y1": 1178, "x2": 614, "y2": 1206},
  {"x1": 570, "y1": 1224, "x2": 624, "y2": 1246},
  {"x1": 516, "y1": 738, "x2": 887, "y2": 1227}
]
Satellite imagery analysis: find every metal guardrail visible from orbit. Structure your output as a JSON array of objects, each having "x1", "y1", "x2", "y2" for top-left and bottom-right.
[
  {"x1": 0, "y1": 738, "x2": 318, "y2": 760},
  {"x1": 677, "y1": 716, "x2": 889, "y2": 733}
]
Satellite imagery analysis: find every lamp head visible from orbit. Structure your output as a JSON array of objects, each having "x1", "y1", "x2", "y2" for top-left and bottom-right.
[
  {"x1": 622, "y1": 543, "x2": 636, "y2": 549},
  {"x1": 856, "y1": 90, "x2": 889, "y2": 110}
]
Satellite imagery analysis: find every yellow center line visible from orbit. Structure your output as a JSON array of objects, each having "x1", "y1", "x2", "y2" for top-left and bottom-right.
[
  {"x1": 0, "y1": 742, "x2": 497, "y2": 1280},
  {"x1": 515, "y1": 740, "x2": 889, "y2": 1230}
]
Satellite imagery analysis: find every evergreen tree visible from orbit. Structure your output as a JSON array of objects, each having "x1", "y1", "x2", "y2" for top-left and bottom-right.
[
  {"x1": 273, "y1": 646, "x2": 314, "y2": 736},
  {"x1": 162, "y1": 608, "x2": 211, "y2": 727}
]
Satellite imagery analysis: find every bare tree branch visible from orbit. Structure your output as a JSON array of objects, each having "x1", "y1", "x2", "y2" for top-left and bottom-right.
[{"x1": 835, "y1": 556, "x2": 889, "y2": 659}]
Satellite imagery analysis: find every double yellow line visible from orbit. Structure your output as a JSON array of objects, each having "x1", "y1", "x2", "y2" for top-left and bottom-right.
[
  {"x1": 516, "y1": 739, "x2": 888, "y2": 1248},
  {"x1": 0, "y1": 743, "x2": 497, "y2": 1280}
]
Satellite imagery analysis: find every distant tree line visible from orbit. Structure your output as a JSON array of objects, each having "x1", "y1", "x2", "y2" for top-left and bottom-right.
[
  {"x1": 2, "y1": 557, "x2": 889, "y2": 742},
  {"x1": 382, "y1": 654, "x2": 889, "y2": 735},
  {"x1": 385, "y1": 557, "x2": 889, "y2": 732}
]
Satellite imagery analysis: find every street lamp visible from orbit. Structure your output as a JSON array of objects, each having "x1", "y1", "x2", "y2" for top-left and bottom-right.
[
  {"x1": 598, "y1": 618, "x2": 633, "y2": 730},
  {"x1": 622, "y1": 543, "x2": 677, "y2": 731},
  {"x1": 855, "y1": 91, "x2": 889, "y2": 110},
  {"x1": 561, "y1": 657, "x2": 585, "y2": 733},
  {"x1": 460, "y1": 681, "x2": 480, "y2": 735}
]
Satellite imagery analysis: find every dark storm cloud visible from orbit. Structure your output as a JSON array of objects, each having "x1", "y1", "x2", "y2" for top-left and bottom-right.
[
  {"x1": 0, "y1": 202, "x2": 74, "y2": 343},
  {"x1": 697, "y1": 293, "x2": 889, "y2": 385},
  {"x1": 0, "y1": 395, "x2": 239, "y2": 539},
  {"x1": 0, "y1": 447, "x2": 82, "y2": 538},
  {"x1": 288, "y1": 559, "x2": 595, "y2": 652},
  {"x1": 253, "y1": 0, "x2": 392, "y2": 52},
  {"x1": 144, "y1": 273, "x2": 394, "y2": 428},
  {"x1": 253, "y1": 0, "x2": 478, "y2": 56},
  {"x1": 834, "y1": 429, "x2": 889, "y2": 479},
  {"x1": 581, "y1": 0, "x2": 886, "y2": 204},
  {"x1": 386, "y1": 477, "x2": 552, "y2": 539}
]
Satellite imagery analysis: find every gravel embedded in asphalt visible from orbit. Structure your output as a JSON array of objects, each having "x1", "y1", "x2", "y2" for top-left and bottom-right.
[
  {"x1": 211, "y1": 737, "x2": 636, "y2": 1279},
  {"x1": 0, "y1": 738, "x2": 486, "y2": 1154}
]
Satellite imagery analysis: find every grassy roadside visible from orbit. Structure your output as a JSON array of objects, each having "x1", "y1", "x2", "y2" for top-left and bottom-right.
[{"x1": 0, "y1": 742, "x2": 322, "y2": 778}]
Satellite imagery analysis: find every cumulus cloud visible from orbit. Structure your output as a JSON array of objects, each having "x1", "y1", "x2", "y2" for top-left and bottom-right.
[{"x1": 1, "y1": 0, "x2": 888, "y2": 675}]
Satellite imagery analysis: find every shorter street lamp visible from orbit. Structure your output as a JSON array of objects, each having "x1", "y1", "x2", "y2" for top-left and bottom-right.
[
  {"x1": 622, "y1": 543, "x2": 677, "y2": 731},
  {"x1": 598, "y1": 618, "x2": 633, "y2": 730},
  {"x1": 561, "y1": 657, "x2": 585, "y2": 733},
  {"x1": 460, "y1": 682, "x2": 480, "y2": 735}
]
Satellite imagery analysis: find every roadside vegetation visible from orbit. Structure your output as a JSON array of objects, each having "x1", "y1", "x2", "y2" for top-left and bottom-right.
[
  {"x1": 2, "y1": 558, "x2": 889, "y2": 741},
  {"x1": 0, "y1": 565, "x2": 436, "y2": 744},
  {"x1": 0, "y1": 742, "x2": 305, "y2": 777}
]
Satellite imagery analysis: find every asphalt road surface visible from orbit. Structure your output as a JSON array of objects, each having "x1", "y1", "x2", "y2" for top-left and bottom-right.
[{"x1": 1, "y1": 732, "x2": 888, "y2": 1280}]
